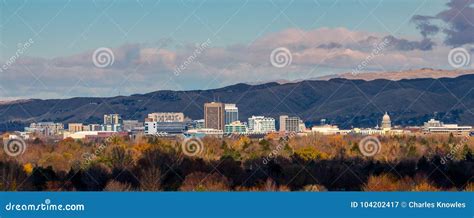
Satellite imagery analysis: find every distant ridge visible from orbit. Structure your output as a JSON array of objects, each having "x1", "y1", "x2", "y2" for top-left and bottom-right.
[
  {"x1": 316, "y1": 68, "x2": 474, "y2": 81},
  {"x1": 247, "y1": 68, "x2": 474, "y2": 85},
  {"x1": 1, "y1": 73, "x2": 474, "y2": 132}
]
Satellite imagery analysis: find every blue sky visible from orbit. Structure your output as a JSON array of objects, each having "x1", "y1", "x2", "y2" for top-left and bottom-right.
[
  {"x1": 1, "y1": 0, "x2": 446, "y2": 58},
  {"x1": 0, "y1": 0, "x2": 472, "y2": 99}
]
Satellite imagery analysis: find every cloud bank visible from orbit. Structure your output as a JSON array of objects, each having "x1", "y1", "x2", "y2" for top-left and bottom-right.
[
  {"x1": 0, "y1": 26, "x2": 466, "y2": 99},
  {"x1": 412, "y1": 0, "x2": 474, "y2": 47}
]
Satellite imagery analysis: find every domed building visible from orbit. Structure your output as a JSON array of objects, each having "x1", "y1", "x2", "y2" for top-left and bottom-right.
[{"x1": 381, "y1": 112, "x2": 391, "y2": 130}]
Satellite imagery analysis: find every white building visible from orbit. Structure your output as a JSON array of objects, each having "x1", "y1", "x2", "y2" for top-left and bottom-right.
[
  {"x1": 7, "y1": 131, "x2": 30, "y2": 140},
  {"x1": 225, "y1": 121, "x2": 248, "y2": 133},
  {"x1": 423, "y1": 119, "x2": 472, "y2": 135},
  {"x1": 145, "y1": 112, "x2": 187, "y2": 135},
  {"x1": 352, "y1": 128, "x2": 385, "y2": 135},
  {"x1": 311, "y1": 125, "x2": 348, "y2": 135},
  {"x1": 147, "y1": 112, "x2": 184, "y2": 122},
  {"x1": 185, "y1": 128, "x2": 224, "y2": 138},
  {"x1": 25, "y1": 122, "x2": 64, "y2": 136},
  {"x1": 144, "y1": 121, "x2": 186, "y2": 135},
  {"x1": 248, "y1": 116, "x2": 276, "y2": 133},
  {"x1": 63, "y1": 131, "x2": 100, "y2": 140}
]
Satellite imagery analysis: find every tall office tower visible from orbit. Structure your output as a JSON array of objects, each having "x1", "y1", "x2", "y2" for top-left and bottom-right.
[
  {"x1": 224, "y1": 104, "x2": 239, "y2": 124},
  {"x1": 279, "y1": 115, "x2": 288, "y2": 132},
  {"x1": 279, "y1": 115, "x2": 302, "y2": 132},
  {"x1": 204, "y1": 102, "x2": 225, "y2": 130}
]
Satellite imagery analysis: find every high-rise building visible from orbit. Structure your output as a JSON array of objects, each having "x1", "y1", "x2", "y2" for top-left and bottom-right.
[
  {"x1": 224, "y1": 104, "x2": 239, "y2": 124},
  {"x1": 381, "y1": 112, "x2": 391, "y2": 130},
  {"x1": 225, "y1": 121, "x2": 248, "y2": 134},
  {"x1": 279, "y1": 115, "x2": 304, "y2": 132},
  {"x1": 248, "y1": 116, "x2": 276, "y2": 133},
  {"x1": 204, "y1": 102, "x2": 225, "y2": 130}
]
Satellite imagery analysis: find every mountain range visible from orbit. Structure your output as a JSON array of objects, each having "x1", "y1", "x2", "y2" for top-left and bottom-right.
[{"x1": 1, "y1": 72, "x2": 474, "y2": 132}]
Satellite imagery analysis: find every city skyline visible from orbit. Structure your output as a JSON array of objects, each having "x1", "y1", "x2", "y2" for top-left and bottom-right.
[
  {"x1": 19, "y1": 102, "x2": 474, "y2": 138},
  {"x1": 1, "y1": 0, "x2": 473, "y2": 99}
]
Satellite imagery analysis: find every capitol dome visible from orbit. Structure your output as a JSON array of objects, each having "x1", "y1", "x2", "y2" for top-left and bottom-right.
[{"x1": 381, "y1": 112, "x2": 391, "y2": 129}]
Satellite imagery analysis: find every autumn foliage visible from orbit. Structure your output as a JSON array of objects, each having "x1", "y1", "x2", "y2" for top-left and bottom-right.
[{"x1": 0, "y1": 133, "x2": 473, "y2": 191}]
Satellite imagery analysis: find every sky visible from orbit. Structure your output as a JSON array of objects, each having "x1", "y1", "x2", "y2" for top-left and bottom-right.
[{"x1": 0, "y1": 0, "x2": 473, "y2": 99}]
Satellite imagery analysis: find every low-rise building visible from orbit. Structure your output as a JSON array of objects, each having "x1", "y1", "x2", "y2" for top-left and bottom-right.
[
  {"x1": 189, "y1": 119, "x2": 205, "y2": 130},
  {"x1": 145, "y1": 120, "x2": 186, "y2": 135},
  {"x1": 144, "y1": 112, "x2": 187, "y2": 135},
  {"x1": 122, "y1": 120, "x2": 143, "y2": 132},
  {"x1": 63, "y1": 131, "x2": 128, "y2": 140},
  {"x1": 83, "y1": 124, "x2": 102, "y2": 131},
  {"x1": 25, "y1": 122, "x2": 64, "y2": 136},
  {"x1": 184, "y1": 128, "x2": 223, "y2": 138},
  {"x1": 311, "y1": 125, "x2": 349, "y2": 135},
  {"x1": 225, "y1": 121, "x2": 248, "y2": 134},
  {"x1": 248, "y1": 116, "x2": 275, "y2": 133},
  {"x1": 423, "y1": 119, "x2": 472, "y2": 135},
  {"x1": 68, "y1": 123, "x2": 84, "y2": 133},
  {"x1": 148, "y1": 112, "x2": 185, "y2": 122}
]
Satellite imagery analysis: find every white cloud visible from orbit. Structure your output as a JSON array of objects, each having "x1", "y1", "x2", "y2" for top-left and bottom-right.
[{"x1": 0, "y1": 27, "x2": 453, "y2": 99}]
